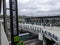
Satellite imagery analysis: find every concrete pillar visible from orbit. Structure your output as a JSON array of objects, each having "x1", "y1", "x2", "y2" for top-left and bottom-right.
[
  {"x1": 38, "y1": 33, "x2": 43, "y2": 41},
  {"x1": 43, "y1": 35, "x2": 46, "y2": 45}
]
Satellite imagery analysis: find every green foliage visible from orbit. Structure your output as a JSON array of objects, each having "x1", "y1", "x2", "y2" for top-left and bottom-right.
[
  {"x1": 18, "y1": 16, "x2": 24, "y2": 19},
  {"x1": 0, "y1": 15, "x2": 3, "y2": 18},
  {"x1": 14, "y1": 36, "x2": 20, "y2": 42},
  {"x1": 17, "y1": 41, "x2": 25, "y2": 45},
  {"x1": 18, "y1": 20, "x2": 24, "y2": 23}
]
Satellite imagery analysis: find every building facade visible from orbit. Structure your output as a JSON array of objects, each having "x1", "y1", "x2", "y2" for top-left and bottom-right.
[{"x1": 24, "y1": 16, "x2": 60, "y2": 26}]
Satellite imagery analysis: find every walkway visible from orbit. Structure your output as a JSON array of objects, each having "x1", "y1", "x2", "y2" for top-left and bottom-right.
[
  {"x1": 0, "y1": 22, "x2": 9, "y2": 45},
  {"x1": 19, "y1": 23, "x2": 60, "y2": 45}
]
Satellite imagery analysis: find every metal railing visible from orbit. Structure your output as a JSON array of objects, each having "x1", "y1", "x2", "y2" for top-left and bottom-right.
[{"x1": 19, "y1": 23, "x2": 60, "y2": 42}]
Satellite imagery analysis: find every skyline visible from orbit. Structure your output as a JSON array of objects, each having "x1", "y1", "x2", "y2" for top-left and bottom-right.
[{"x1": 1, "y1": 0, "x2": 60, "y2": 16}]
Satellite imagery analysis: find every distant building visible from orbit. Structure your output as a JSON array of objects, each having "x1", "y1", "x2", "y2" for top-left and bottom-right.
[{"x1": 24, "y1": 15, "x2": 60, "y2": 26}]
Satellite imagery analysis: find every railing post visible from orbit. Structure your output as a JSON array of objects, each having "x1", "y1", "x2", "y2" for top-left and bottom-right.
[{"x1": 43, "y1": 35, "x2": 47, "y2": 45}]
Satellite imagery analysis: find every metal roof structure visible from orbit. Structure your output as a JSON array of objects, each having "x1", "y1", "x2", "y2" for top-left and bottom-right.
[{"x1": 24, "y1": 15, "x2": 60, "y2": 19}]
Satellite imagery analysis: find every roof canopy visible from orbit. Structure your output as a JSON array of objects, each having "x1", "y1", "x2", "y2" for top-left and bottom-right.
[{"x1": 24, "y1": 15, "x2": 60, "y2": 19}]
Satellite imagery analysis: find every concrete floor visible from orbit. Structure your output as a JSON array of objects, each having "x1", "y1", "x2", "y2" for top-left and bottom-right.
[{"x1": 1, "y1": 22, "x2": 9, "y2": 45}]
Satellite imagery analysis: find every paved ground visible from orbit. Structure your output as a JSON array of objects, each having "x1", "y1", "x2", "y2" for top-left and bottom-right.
[{"x1": 1, "y1": 22, "x2": 9, "y2": 45}]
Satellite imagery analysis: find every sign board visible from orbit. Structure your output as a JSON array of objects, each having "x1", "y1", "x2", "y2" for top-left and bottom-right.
[{"x1": 9, "y1": 0, "x2": 19, "y2": 45}]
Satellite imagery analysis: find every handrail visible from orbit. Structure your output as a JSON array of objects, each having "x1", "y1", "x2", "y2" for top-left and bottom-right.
[{"x1": 19, "y1": 23, "x2": 60, "y2": 42}]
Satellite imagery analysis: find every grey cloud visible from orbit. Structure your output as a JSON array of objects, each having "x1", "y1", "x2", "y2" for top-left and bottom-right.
[{"x1": 6, "y1": 0, "x2": 60, "y2": 16}]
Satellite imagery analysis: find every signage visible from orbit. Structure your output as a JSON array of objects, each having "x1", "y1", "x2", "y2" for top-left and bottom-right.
[
  {"x1": 9, "y1": 0, "x2": 25, "y2": 45},
  {"x1": 9, "y1": 0, "x2": 19, "y2": 45}
]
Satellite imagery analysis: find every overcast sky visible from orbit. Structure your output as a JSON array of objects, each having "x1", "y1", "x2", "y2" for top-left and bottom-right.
[{"x1": 5, "y1": 0, "x2": 60, "y2": 16}]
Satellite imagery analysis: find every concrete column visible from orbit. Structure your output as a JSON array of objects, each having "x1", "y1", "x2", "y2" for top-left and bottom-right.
[
  {"x1": 43, "y1": 36, "x2": 46, "y2": 45},
  {"x1": 38, "y1": 33, "x2": 43, "y2": 41}
]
